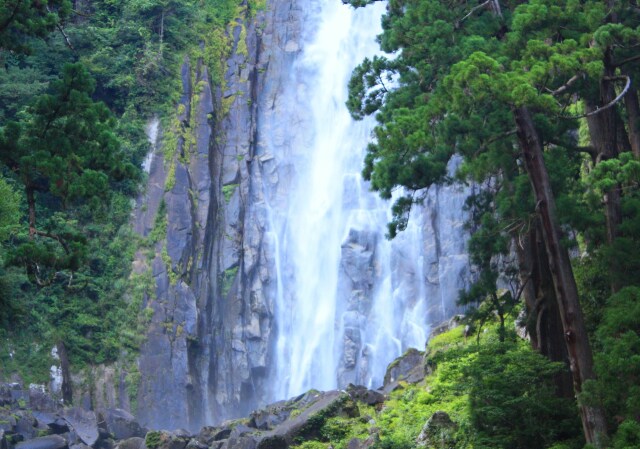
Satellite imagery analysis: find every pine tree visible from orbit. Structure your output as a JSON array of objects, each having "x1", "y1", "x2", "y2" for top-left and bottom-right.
[{"x1": 0, "y1": 62, "x2": 137, "y2": 285}]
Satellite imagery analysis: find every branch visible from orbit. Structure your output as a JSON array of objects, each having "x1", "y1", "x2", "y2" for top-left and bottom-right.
[
  {"x1": 613, "y1": 53, "x2": 640, "y2": 68},
  {"x1": 71, "y1": 9, "x2": 92, "y2": 18},
  {"x1": 46, "y1": 5, "x2": 74, "y2": 50},
  {"x1": 34, "y1": 230, "x2": 70, "y2": 254},
  {"x1": 473, "y1": 128, "x2": 517, "y2": 156},
  {"x1": 547, "y1": 73, "x2": 583, "y2": 96},
  {"x1": 0, "y1": 1, "x2": 21, "y2": 34},
  {"x1": 547, "y1": 139, "x2": 597, "y2": 157},
  {"x1": 560, "y1": 75, "x2": 631, "y2": 119},
  {"x1": 458, "y1": 0, "x2": 492, "y2": 24},
  {"x1": 513, "y1": 274, "x2": 531, "y2": 302}
]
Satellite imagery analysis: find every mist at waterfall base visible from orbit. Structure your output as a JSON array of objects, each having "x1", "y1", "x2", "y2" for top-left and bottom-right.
[{"x1": 259, "y1": 0, "x2": 473, "y2": 403}]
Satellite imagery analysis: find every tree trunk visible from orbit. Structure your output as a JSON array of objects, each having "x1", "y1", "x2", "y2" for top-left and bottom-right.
[
  {"x1": 515, "y1": 221, "x2": 573, "y2": 398},
  {"x1": 624, "y1": 85, "x2": 640, "y2": 158},
  {"x1": 514, "y1": 106, "x2": 608, "y2": 446},
  {"x1": 585, "y1": 52, "x2": 625, "y2": 293},
  {"x1": 26, "y1": 185, "x2": 37, "y2": 238}
]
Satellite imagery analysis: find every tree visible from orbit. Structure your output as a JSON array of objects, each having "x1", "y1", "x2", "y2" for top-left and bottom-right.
[
  {"x1": 346, "y1": 0, "x2": 613, "y2": 444},
  {"x1": 0, "y1": 0, "x2": 71, "y2": 53},
  {"x1": 0, "y1": 62, "x2": 137, "y2": 285}
]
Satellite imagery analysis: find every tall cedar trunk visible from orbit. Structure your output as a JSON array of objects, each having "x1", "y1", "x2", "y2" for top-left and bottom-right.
[
  {"x1": 515, "y1": 221, "x2": 573, "y2": 398},
  {"x1": 26, "y1": 185, "x2": 36, "y2": 238},
  {"x1": 624, "y1": 85, "x2": 640, "y2": 158},
  {"x1": 585, "y1": 52, "x2": 624, "y2": 292},
  {"x1": 514, "y1": 106, "x2": 608, "y2": 446}
]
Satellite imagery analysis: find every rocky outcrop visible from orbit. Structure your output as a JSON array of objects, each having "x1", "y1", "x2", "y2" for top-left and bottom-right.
[
  {"x1": 0, "y1": 383, "x2": 145, "y2": 449},
  {"x1": 382, "y1": 349, "x2": 426, "y2": 393},
  {"x1": 416, "y1": 411, "x2": 458, "y2": 448},
  {"x1": 190, "y1": 390, "x2": 361, "y2": 449}
]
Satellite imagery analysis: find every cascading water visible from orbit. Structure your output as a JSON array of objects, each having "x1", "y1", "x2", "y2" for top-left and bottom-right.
[{"x1": 259, "y1": 0, "x2": 474, "y2": 402}]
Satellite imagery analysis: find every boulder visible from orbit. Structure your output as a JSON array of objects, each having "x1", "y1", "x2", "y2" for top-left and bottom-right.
[
  {"x1": 346, "y1": 435, "x2": 377, "y2": 449},
  {"x1": 184, "y1": 439, "x2": 206, "y2": 449},
  {"x1": 14, "y1": 411, "x2": 37, "y2": 440},
  {"x1": 98, "y1": 409, "x2": 144, "y2": 440},
  {"x1": 69, "y1": 444, "x2": 91, "y2": 449},
  {"x1": 0, "y1": 410, "x2": 17, "y2": 433},
  {"x1": 114, "y1": 437, "x2": 145, "y2": 449},
  {"x1": 15, "y1": 435, "x2": 68, "y2": 449},
  {"x1": 248, "y1": 399, "x2": 291, "y2": 431},
  {"x1": 33, "y1": 413, "x2": 68, "y2": 435},
  {"x1": 345, "y1": 385, "x2": 385, "y2": 406},
  {"x1": 0, "y1": 430, "x2": 8, "y2": 449},
  {"x1": 255, "y1": 391, "x2": 358, "y2": 448},
  {"x1": 62, "y1": 409, "x2": 99, "y2": 447},
  {"x1": 416, "y1": 411, "x2": 457, "y2": 449},
  {"x1": 382, "y1": 348, "x2": 426, "y2": 393},
  {"x1": 0, "y1": 384, "x2": 14, "y2": 407},
  {"x1": 28, "y1": 386, "x2": 58, "y2": 412},
  {"x1": 144, "y1": 431, "x2": 188, "y2": 449}
]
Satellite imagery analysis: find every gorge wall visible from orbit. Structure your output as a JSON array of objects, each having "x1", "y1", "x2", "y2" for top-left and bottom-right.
[{"x1": 131, "y1": 0, "x2": 475, "y2": 431}]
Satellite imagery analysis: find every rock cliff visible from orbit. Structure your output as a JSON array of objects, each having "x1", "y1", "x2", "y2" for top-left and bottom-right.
[{"x1": 131, "y1": 0, "x2": 474, "y2": 430}]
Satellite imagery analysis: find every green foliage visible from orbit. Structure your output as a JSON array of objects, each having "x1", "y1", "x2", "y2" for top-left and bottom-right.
[
  {"x1": 461, "y1": 341, "x2": 580, "y2": 449},
  {"x1": 0, "y1": 0, "x2": 71, "y2": 53},
  {"x1": 221, "y1": 266, "x2": 238, "y2": 296},
  {"x1": 222, "y1": 183, "x2": 238, "y2": 203},
  {"x1": 0, "y1": 63, "x2": 139, "y2": 281},
  {"x1": 0, "y1": 176, "x2": 20, "y2": 242},
  {"x1": 145, "y1": 431, "x2": 163, "y2": 449},
  {"x1": 288, "y1": 326, "x2": 580, "y2": 449},
  {"x1": 0, "y1": 0, "x2": 248, "y2": 381},
  {"x1": 581, "y1": 287, "x2": 640, "y2": 439}
]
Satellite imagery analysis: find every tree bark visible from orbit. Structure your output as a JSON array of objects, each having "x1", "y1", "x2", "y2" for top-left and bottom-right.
[
  {"x1": 585, "y1": 53, "x2": 625, "y2": 293},
  {"x1": 26, "y1": 185, "x2": 37, "y2": 238},
  {"x1": 515, "y1": 220, "x2": 573, "y2": 398},
  {"x1": 624, "y1": 85, "x2": 640, "y2": 158},
  {"x1": 514, "y1": 106, "x2": 608, "y2": 446}
]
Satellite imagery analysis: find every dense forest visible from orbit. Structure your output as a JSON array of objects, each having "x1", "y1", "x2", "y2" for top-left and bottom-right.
[
  {"x1": 0, "y1": 0, "x2": 262, "y2": 379},
  {"x1": 1, "y1": 1, "x2": 639, "y2": 449}
]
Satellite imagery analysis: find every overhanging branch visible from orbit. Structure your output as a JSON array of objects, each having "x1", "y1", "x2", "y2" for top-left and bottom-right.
[{"x1": 560, "y1": 75, "x2": 631, "y2": 119}]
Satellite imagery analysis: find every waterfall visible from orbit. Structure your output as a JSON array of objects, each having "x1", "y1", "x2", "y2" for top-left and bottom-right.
[{"x1": 258, "y1": 0, "x2": 473, "y2": 401}]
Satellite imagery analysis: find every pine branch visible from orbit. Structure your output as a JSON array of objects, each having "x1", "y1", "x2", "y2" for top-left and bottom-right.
[{"x1": 560, "y1": 75, "x2": 631, "y2": 119}]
